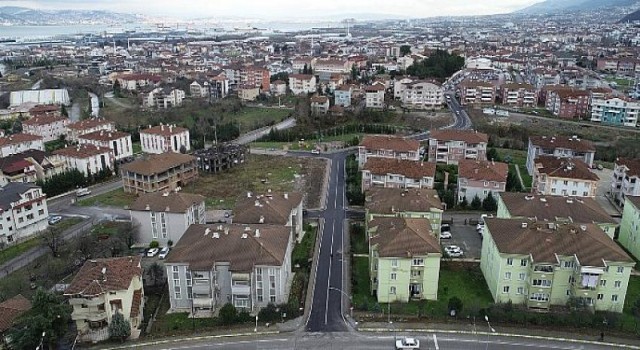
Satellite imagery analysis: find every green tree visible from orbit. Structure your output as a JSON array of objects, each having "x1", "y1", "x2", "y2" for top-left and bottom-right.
[
  {"x1": 351, "y1": 64, "x2": 358, "y2": 81},
  {"x1": 219, "y1": 303, "x2": 238, "y2": 325},
  {"x1": 149, "y1": 240, "x2": 159, "y2": 249},
  {"x1": 406, "y1": 49, "x2": 464, "y2": 81},
  {"x1": 113, "y1": 79, "x2": 122, "y2": 98},
  {"x1": 108, "y1": 310, "x2": 131, "y2": 342},
  {"x1": 147, "y1": 262, "x2": 165, "y2": 287},
  {"x1": 487, "y1": 148, "x2": 500, "y2": 162},
  {"x1": 448, "y1": 296, "x2": 463, "y2": 313},
  {"x1": 470, "y1": 195, "x2": 482, "y2": 210},
  {"x1": 400, "y1": 45, "x2": 411, "y2": 57},
  {"x1": 270, "y1": 72, "x2": 289, "y2": 83},
  {"x1": 60, "y1": 104, "x2": 68, "y2": 117},
  {"x1": 302, "y1": 64, "x2": 308, "y2": 74},
  {"x1": 459, "y1": 196, "x2": 469, "y2": 210},
  {"x1": 482, "y1": 192, "x2": 498, "y2": 212}
]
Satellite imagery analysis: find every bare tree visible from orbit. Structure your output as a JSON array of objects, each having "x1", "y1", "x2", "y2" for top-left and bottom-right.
[{"x1": 41, "y1": 226, "x2": 62, "y2": 257}]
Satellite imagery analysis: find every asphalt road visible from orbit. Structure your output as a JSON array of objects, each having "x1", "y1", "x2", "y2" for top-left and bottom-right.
[
  {"x1": 126, "y1": 332, "x2": 623, "y2": 349},
  {"x1": 444, "y1": 92, "x2": 472, "y2": 130},
  {"x1": 234, "y1": 117, "x2": 296, "y2": 145},
  {"x1": 306, "y1": 151, "x2": 349, "y2": 332}
]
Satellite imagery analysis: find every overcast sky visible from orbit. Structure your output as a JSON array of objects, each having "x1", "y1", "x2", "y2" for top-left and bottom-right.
[{"x1": 1, "y1": 0, "x2": 543, "y2": 19}]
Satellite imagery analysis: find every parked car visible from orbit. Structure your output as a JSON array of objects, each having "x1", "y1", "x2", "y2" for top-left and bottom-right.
[
  {"x1": 444, "y1": 245, "x2": 464, "y2": 258},
  {"x1": 76, "y1": 188, "x2": 91, "y2": 197},
  {"x1": 158, "y1": 247, "x2": 170, "y2": 259},
  {"x1": 395, "y1": 337, "x2": 420, "y2": 349},
  {"x1": 440, "y1": 223, "x2": 451, "y2": 233},
  {"x1": 439, "y1": 231, "x2": 452, "y2": 239},
  {"x1": 311, "y1": 149, "x2": 320, "y2": 154},
  {"x1": 146, "y1": 248, "x2": 159, "y2": 257},
  {"x1": 48, "y1": 215, "x2": 63, "y2": 225}
]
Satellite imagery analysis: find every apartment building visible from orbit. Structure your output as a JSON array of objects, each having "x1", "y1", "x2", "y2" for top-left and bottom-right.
[
  {"x1": 142, "y1": 88, "x2": 185, "y2": 109},
  {"x1": 238, "y1": 85, "x2": 260, "y2": 101},
  {"x1": 310, "y1": 95, "x2": 329, "y2": 114},
  {"x1": 457, "y1": 159, "x2": 508, "y2": 203},
  {"x1": 66, "y1": 118, "x2": 115, "y2": 142},
  {"x1": 65, "y1": 257, "x2": 144, "y2": 343},
  {"x1": 590, "y1": 95, "x2": 640, "y2": 127},
  {"x1": 233, "y1": 192, "x2": 304, "y2": 242},
  {"x1": 0, "y1": 183, "x2": 48, "y2": 246},
  {"x1": 611, "y1": 158, "x2": 640, "y2": 205},
  {"x1": 362, "y1": 158, "x2": 435, "y2": 191},
  {"x1": 545, "y1": 87, "x2": 590, "y2": 119},
  {"x1": 401, "y1": 81, "x2": 444, "y2": 110},
  {"x1": 140, "y1": 124, "x2": 190, "y2": 154},
  {"x1": 288, "y1": 74, "x2": 316, "y2": 95},
  {"x1": 334, "y1": 85, "x2": 352, "y2": 107},
  {"x1": 459, "y1": 81, "x2": 496, "y2": 106},
  {"x1": 365, "y1": 187, "x2": 443, "y2": 233},
  {"x1": 500, "y1": 83, "x2": 537, "y2": 108},
  {"x1": 0, "y1": 150, "x2": 66, "y2": 185},
  {"x1": 526, "y1": 136, "x2": 596, "y2": 175},
  {"x1": 618, "y1": 196, "x2": 640, "y2": 260},
  {"x1": 129, "y1": 191, "x2": 206, "y2": 247},
  {"x1": 164, "y1": 223, "x2": 293, "y2": 314},
  {"x1": 364, "y1": 84, "x2": 386, "y2": 109},
  {"x1": 358, "y1": 135, "x2": 420, "y2": 167},
  {"x1": 240, "y1": 66, "x2": 270, "y2": 91},
  {"x1": 0, "y1": 133, "x2": 45, "y2": 157},
  {"x1": 120, "y1": 153, "x2": 198, "y2": 194},
  {"x1": 113, "y1": 73, "x2": 162, "y2": 91},
  {"x1": 394, "y1": 77, "x2": 414, "y2": 100},
  {"x1": 497, "y1": 192, "x2": 618, "y2": 239},
  {"x1": 22, "y1": 115, "x2": 69, "y2": 142},
  {"x1": 194, "y1": 144, "x2": 247, "y2": 174},
  {"x1": 54, "y1": 144, "x2": 114, "y2": 177},
  {"x1": 368, "y1": 217, "x2": 441, "y2": 303},
  {"x1": 480, "y1": 218, "x2": 633, "y2": 313},
  {"x1": 78, "y1": 130, "x2": 133, "y2": 162},
  {"x1": 292, "y1": 57, "x2": 316, "y2": 72},
  {"x1": 427, "y1": 130, "x2": 488, "y2": 165},
  {"x1": 532, "y1": 157, "x2": 599, "y2": 198}
]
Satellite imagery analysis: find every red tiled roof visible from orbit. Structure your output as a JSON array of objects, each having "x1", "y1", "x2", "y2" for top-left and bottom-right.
[
  {"x1": 54, "y1": 144, "x2": 111, "y2": 159},
  {"x1": 534, "y1": 157, "x2": 599, "y2": 181},
  {"x1": 458, "y1": 159, "x2": 508, "y2": 182},
  {"x1": 22, "y1": 115, "x2": 67, "y2": 127},
  {"x1": 141, "y1": 125, "x2": 188, "y2": 137},
  {"x1": 360, "y1": 135, "x2": 420, "y2": 153},
  {"x1": 0, "y1": 133, "x2": 43, "y2": 147},
  {"x1": 0, "y1": 294, "x2": 31, "y2": 333},
  {"x1": 65, "y1": 257, "x2": 142, "y2": 297},
  {"x1": 429, "y1": 130, "x2": 488, "y2": 144}
]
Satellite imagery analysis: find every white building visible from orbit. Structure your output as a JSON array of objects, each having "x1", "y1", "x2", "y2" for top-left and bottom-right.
[
  {"x1": 401, "y1": 81, "x2": 444, "y2": 110},
  {"x1": 365, "y1": 84, "x2": 385, "y2": 109},
  {"x1": 66, "y1": 119, "x2": 115, "y2": 142},
  {"x1": 0, "y1": 183, "x2": 49, "y2": 246},
  {"x1": 54, "y1": 144, "x2": 114, "y2": 177},
  {"x1": 9, "y1": 89, "x2": 70, "y2": 107},
  {"x1": 22, "y1": 115, "x2": 69, "y2": 143},
  {"x1": 358, "y1": 135, "x2": 421, "y2": 167},
  {"x1": 611, "y1": 158, "x2": 640, "y2": 205},
  {"x1": 590, "y1": 96, "x2": 640, "y2": 127},
  {"x1": 142, "y1": 88, "x2": 185, "y2": 109},
  {"x1": 0, "y1": 134, "x2": 45, "y2": 157},
  {"x1": 140, "y1": 125, "x2": 190, "y2": 154},
  {"x1": 526, "y1": 136, "x2": 596, "y2": 175},
  {"x1": 532, "y1": 157, "x2": 599, "y2": 198},
  {"x1": 78, "y1": 130, "x2": 133, "y2": 162},
  {"x1": 288, "y1": 74, "x2": 316, "y2": 95}
]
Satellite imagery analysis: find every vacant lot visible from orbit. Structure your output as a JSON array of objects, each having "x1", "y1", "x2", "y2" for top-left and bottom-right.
[
  {"x1": 183, "y1": 154, "x2": 327, "y2": 210},
  {"x1": 78, "y1": 188, "x2": 137, "y2": 208}
]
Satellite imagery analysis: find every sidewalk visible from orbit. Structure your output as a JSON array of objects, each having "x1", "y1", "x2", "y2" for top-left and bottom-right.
[{"x1": 357, "y1": 321, "x2": 640, "y2": 348}]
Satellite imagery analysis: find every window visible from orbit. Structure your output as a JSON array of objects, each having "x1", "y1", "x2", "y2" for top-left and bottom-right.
[
  {"x1": 517, "y1": 287, "x2": 524, "y2": 294},
  {"x1": 505, "y1": 272, "x2": 512, "y2": 280},
  {"x1": 529, "y1": 293, "x2": 549, "y2": 302},
  {"x1": 571, "y1": 190, "x2": 577, "y2": 196},
  {"x1": 566, "y1": 290, "x2": 571, "y2": 296},
  {"x1": 520, "y1": 259, "x2": 527, "y2": 267},
  {"x1": 390, "y1": 273, "x2": 397, "y2": 280},
  {"x1": 612, "y1": 295, "x2": 619, "y2": 302},
  {"x1": 518, "y1": 273, "x2": 526, "y2": 281},
  {"x1": 160, "y1": 212, "x2": 167, "y2": 238},
  {"x1": 38, "y1": 209, "x2": 44, "y2": 215},
  {"x1": 600, "y1": 279, "x2": 607, "y2": 287},
  {"x1": 174, "y1": 285, "x2": 181, "y2": 299},
  {"x1": 269, "y1": 269, "x2": 276, "y2": 303},
  {"x1": 412, "y1": 258, "x2": 424, "y2": 266},
  {"x1": 234, "y1": 295, "x2": 249, "y2": 308},
  {"x1": 186, "y1": 270, "x2": 192, "y2": 299},
  {"x1": 18, "y1": 217, "x2": 23, "y2": 223},
  {"x1": 617, "y1": 266, "x2": 624, "y2": 274},
  {"x1": 411, "y1": 270, "x2": 421, "y2": 277},
  {"x1": 503, "y1": 286, "x2": 510, "y2": 293},
  {"x1": 532, "y1": 279, "x2": 552, "y2": 287},
  {"x1": 614, "y1": 280, "x2": 621, "y2": 288},
  {"x1": 563, "y1": 261, "x2": 574, "y2": 268},
  {"x1": 597, "y1": 294, "x2": 604, "y2": 300},
  {"x1": 391, "y1": 259, "x2": 398, "y2": 267},
  {"x1": 507, "y1": 258, "x2": 513, "y2": 266},
  {"x1": 390, "y1": 286, "x2": 396, "y2": 294},
  {"x1": 256, "y1": 268, "x2": 263, "y2": 302},
  {"x1": 151, "y1": 212, "x2": 158, "y2": 238}
]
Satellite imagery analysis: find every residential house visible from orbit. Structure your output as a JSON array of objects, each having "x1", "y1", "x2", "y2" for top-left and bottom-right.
[
  {"x1": 618, "y1": 196, "x2": 640, "y2": 260},
  {"x1": 362, "y1": 158, "x2": 436, "y2": 191},
  {"x1": 497, "y1": 192, "x2": 618, "y2": 239},
  {"x1": 394, "y1": 77, "x2": 414, "y2": 100},
  {"x1": 65, "y1": 257, "x2": 144, "y2": 343},
  {"x1": 0, "y1": 183, "x2": 48, "y2": 246},
  {"x1": 233, "y1": 191, "x2": 304, "y2": 242},
  {"x1": 590, "y1": 95, "x2": 640, "y2": 127},
  {"x1": 457, "y1": 159, "x2": 508, "y2": 203},
  {"x1": 368, "y1": 217, "x2": 441, "y2": 303},
  {"x1": 292, "y1": 57, "x2": 317, "y2": 73},
  {"x1": 501, "y1": 83, "x2": 537, "y2": 108},
  {"x1": 22, "y1": 115, "x2": 69, "y2": 142},
  {"x1": 364, "y1": 84, "x2": 385, "y2": 109},
  {"x1": 611, "y1": 158, "x2": 640, "y2": 205},
  {"x1": 526, "y1": 136, "x2": 596, "y2": 175},
  {"x1": 140, "y1": 124, "x2": 190, "y2": 154},
  {"x1": 120, "y1": 153, "x2": 198, "y2": 194},
  {"x1": 0, "y1": 150, "x2": 66, "y2": 185},
  {"x1": 0, "y1": 294, "x2": 31, "y2": 344},
  {"x1": 459, "y1": 81, "x2": 496, "y2": 106},
  {"x1": 114, "y1": 73, "x2": 162, "y2": 91},
  {"x1": 358, "y1": 135, "x2": 421, "y2": 167},
  {"x1": 532, "y1": 157, "x2": 599, "y2": 198},
  {"x1": 164, "y1": 223, "x2": 293, "y2": 314},
  {"x1": 288, "y1": 74, "x2": 316, "y2": 95},
  {"x1": 190, "y1": 80, "x2": 210, "y2": 98},
  {"x1": 401, "y1": 81, "x2": 444, "y2": 110},
  {"x1": 427, "y1": 130, "x2": 488, "y2": 165},
  {"x1": 310, "y1": 95, "x2": 329, "y2": 115},
  {"x1": 365, "y1": 187, "x2": 444, "y2": 233},
  {"x1": 334, "y1": 85, "x2": 352, "y2": 107},
  {"x1": 28, "y1": 104, "x2": 61, "y2": 118},
  {"x1": 480, "y1": 218, "x2": 633, "y2": 313},
  {"x1": 270, "y1": 80, "x2": 287, "y2": 96},
  {"x1": 142, "y1": 88, "x2": 185, "y2": 109},
  {"x1": 129, "y1": 191, "x2": 206, "y2": 247},
  {"x1": 66, "y1": 118, "x2": 115, "y2": 142},
  {"x1": 0, "y1": 134, "x2": 45, "y2": 157},
  {"x1": 54, "y1": 144, "x2": 114, "y2": 177},
  {"x1": 238, "y1": 85, "x2": 260, "y2": 101},
  {"x1": 78, "y1": 130, "x2": 133, "y2": 162}
]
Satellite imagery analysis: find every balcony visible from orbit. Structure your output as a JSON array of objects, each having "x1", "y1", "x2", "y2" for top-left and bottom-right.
[
  {"x1": 231, "y1": 284, "x2": 251, "y2": 295},
  {"x1": 73, "y1": 310, "x2": 107, "y2": 322},
  {"x1": 193, "y1": 297, "x2": 214, "y2": 308}
]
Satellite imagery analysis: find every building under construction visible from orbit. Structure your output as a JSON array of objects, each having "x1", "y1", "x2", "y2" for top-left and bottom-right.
[{"x1": 194, "y1": 143, "x2": 247, "y2": 173}]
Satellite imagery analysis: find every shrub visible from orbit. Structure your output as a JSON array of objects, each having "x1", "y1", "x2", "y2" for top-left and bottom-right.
[
  {"x1": 149, "y1": 240, "x2": 159, "y2": 249},
  {"x1": 109, "y1": 311, "x2": 131, "y2": 341},
  {"x1": 470, "y1": 195, "x2": 482, "y2": 210},
  {"x1": 448, "y1": 297, "x2": 463, "y2": 313},
  {"x1": 219, "y1": 303, "x2": 238, "y2": 325}
]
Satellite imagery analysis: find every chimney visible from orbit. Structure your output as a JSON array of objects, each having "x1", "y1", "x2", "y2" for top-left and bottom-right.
[
  {"x1": 213, "y1": 232, "x2": 219, "y2": 239},
  {"x1": 259, "y1": 215, "x2": 265, "y2": 223},
  {"x1": 255, "y1": 200, "x2": 260, "y2": 207},
  {"x1": 162, "y1": 192, "x2": 169, "y2": 197},
  {"x1": 247, "y1": 192, "x2": 252, "y2": 198},
  {"x1": 241, "y1": 233, "x2": 248, "y2": 239},
  {"x1": 284, "y1": 193, "x2": 288, "y2": 199},
  {"x1": 145, "y1": 204, "x2": 150, "y2": 210},
  {"x1": 255, "y1": 229, "x2": 260, "y2": 237},
  {"x1": 204, "y1": 228, "x2": 211, "y2": 235},
  {"x1": 224, "y1": 227, "x2": 229, "y2": 235},
  {"x1": 521, "y1": 222, "x2": 528, "y2": 228}
]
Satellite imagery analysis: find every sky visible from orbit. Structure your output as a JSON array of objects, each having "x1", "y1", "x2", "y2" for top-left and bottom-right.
[{"x1": 0, "y1": 0, "x2": 543, "y2": 20}]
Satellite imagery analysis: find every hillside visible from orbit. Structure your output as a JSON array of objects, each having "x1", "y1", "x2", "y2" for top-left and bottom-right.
[
  {"x1": 517, "y1": 0, "x2": 638, "y2": 14},
  {"x1": 0, "y1": 6, "x2": 141, "y2": 26},
  {"x1": 620, "y1": 8, "x2": 640, "y2": 21}
]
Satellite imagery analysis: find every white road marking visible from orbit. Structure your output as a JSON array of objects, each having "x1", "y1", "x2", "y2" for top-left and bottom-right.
[{"x1": 433, "y1": 334, "x2": 439, "y2": 350}]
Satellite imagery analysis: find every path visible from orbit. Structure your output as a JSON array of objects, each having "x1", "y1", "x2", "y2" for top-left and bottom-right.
[
  {"x1": 104, "y1": 92, "x2": 134, "y2": 109},
  {"x1": 513, "y1": 164, "x2": 526, "y2": 190}
]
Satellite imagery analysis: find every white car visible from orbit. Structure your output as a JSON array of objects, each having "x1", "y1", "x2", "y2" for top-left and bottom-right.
[
  {"x1": 48, "y1": 215, "x2": 63, "y2": 225},
  {"x1": 146, "y1": 248, "x2": 159, "y2": 257},
  {"x1": 445, "y1": 245, "x2": 464, "y2": 258},
  {"x1": 76, "y1": 188, "x2": 92, "y2": 197},
  {"x1": 311, "y1": 149, "x2": 320, "y2": 154},
  {"x1": 439, "y1": 231, "x2": 452, "y2": 239},
  {"x1": 395, "y1": 337, "x2": 420, "y2": 349},
  {"x1": 440, "y1": 223, "x2": 451, "y2": 233},
  {"x1": 158, "y1": 247, "x2": 170, "y2": 259}
]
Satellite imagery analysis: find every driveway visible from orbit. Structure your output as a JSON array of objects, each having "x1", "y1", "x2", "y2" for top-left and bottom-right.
[
  {"x1": 591, "y1": 167, "x2": 621, "y2": 218},
  {"x1": 441, "y1": 213, "x2": 485, "y2": 260}
]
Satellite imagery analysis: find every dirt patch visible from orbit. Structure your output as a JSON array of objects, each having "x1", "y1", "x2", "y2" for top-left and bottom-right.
[{"x1": 391, "y1": 110, "x2": 454, "y2": 131}]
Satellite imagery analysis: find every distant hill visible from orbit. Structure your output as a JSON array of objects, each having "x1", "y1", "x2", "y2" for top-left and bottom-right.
[
  {"x1": 516, "y1": 0, "x2": 639, "y2": 14},
  {"x1": 0, "y1": 6, "x2": 141, "y2": 26},
  {"x1": 620, "y1": 8, "x2": 640, "y2": 21}
]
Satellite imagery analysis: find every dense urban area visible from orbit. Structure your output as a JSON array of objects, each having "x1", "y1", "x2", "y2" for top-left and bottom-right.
[{"x1": 2, "y1": 1, "x2": 640, "y2": 349}]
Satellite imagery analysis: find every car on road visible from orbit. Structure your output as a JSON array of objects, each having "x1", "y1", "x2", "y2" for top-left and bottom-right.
[
  {"x1": 440, "y1": 223, "x2": 451, "y2": 232},
  {"x1": 147, "y1": 248, "x2": 159, "y2": 257},
  {"x1": 48, "y1": 215, "x2": 63, "y2": 225},
  {"x1": 395, "y1": 337, "x2": 420, "y2": 349},
  {"x1": 76, "y1": 188, "x2": 91, "y2": 197},
  {"x1": 444, "y1": 245, "x2": 464, "y2": 257},
  {"x1": 311, "y1": 149, "x2": 320, "y2": 154},
  {"x1": 158, "y1": 247, "x2": 170, "y2": 259},
  {"x1": 439, "y1": 231, "x2": 452, "y2": 239}
]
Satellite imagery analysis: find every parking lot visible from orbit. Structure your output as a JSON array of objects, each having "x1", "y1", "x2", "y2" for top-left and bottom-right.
[{"x1": 440, "y1": 213, "x2": 485, "y2": 260}]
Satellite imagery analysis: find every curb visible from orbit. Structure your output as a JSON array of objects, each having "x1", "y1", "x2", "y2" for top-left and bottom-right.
[
  {"x1": 358, "y1": 328, "x2": 640, "y2": 349},
  {"x1": 98, "y1": 331, "x2": 281, "y2": 350}
]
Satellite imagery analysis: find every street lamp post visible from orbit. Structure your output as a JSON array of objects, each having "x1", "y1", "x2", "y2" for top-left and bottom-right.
[
  {"x1": 254, "y1": 315, "x2": 258, "y2": 333},
  {"x1": 484, "y1": 315, "x2": 496, "y2": 350},
  {"x1": 36, "y1": 331, "x2": 46, "y2": 350}
]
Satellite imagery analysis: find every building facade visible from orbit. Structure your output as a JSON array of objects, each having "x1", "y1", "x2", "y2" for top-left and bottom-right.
[
  {"x1": 54, "y1": 144, "x2": 114, "y2": 177},
  {"x1": 362, "y1": 158, "x2": 435, "y2": 191},
  {"x1": 611, "y1": 158, "x2": 640, "y2": 206},
  {"x1": 617, "y1": 197, "x2": 640, "y2": 261},
  {"x1": 0, "y1": 134, "x2": 45, "y2": 157},
  {"x1": 532, "y1": 157, "x2": 599, "y2": 198},
  {"x1": 140, "y1": 125, "x2": 190, "y2": 154},
  {"x1": 22, "y1": 115, "x2": 69, "y2": 142},
  {"x1": 427, "y1": 130, "x2": 488, "y2": 165},
  {"x1": 457, "y1": 159, "x2": 508, "y2": 203},
  {"x1": 78, "y1": 130, "x2": 133, "y2": 162},
  {"x1": 120, "y1": 153, "x2": 198, "y2": 194},
  {"x1": 0, "y1": 183, "x2": 48, "y2": 246},
  {"x1": 590, "y1": 96, "x2": 640, "y2": 128},
  {"x1": 358, "y1": 135, "x2": 421, "y2": 168},
  {"x1": 526, "y1": 136, "x2": 596, "y2": 175},
  {"x1": 400, "y1": 81, "x2": 444, "y2": 110}
]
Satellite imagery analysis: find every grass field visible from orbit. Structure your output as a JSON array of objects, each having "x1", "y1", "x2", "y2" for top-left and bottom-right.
[{"x1": 77, "y1": 188, "x2": 137, "y2": 208}]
